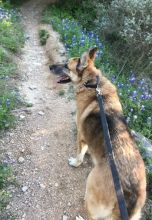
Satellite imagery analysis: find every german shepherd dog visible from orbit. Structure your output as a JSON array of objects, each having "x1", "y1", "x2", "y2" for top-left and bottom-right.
[{"x1": 49, "y1": 48, "x2": 146, "y2": 220}]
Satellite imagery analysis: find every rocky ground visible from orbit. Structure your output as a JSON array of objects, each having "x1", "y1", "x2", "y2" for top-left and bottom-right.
[
  {"x1": 0, "y1": 0, "x2": 91, "y2": 219},
  {"x1": 0, "y1": 0, "x2": 151, "y2": 219}
]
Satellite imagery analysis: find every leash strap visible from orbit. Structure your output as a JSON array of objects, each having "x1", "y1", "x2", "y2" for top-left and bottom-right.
[{"x1": 96, "y1": 76, "x2": 129, "y2": 220}]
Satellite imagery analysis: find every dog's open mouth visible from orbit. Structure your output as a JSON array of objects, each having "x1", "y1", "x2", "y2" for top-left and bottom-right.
[
  {"x1": 49, "y1": 64, "x2": 71, "y2": 84},
  {"x1": 57, "y1": 74, "x2": 71, "y2": 84}
]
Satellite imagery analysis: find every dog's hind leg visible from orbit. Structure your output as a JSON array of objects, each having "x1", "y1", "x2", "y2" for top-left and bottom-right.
[{"x1": 68, "y1": 138, "x2": 88, "y2": 167}]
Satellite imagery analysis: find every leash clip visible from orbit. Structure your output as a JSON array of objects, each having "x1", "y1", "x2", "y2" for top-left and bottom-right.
[{"x1": 96, "y1": 85, "x2": 101, "y2": 96}]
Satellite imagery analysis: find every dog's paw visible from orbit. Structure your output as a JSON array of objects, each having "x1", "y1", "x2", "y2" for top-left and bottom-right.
[
  {"x1": 68, "y1": 157, "x2": 80, "y2": 167},
  {"x1": 76, "y1": 215, "x2": 85, "y2": 220}
]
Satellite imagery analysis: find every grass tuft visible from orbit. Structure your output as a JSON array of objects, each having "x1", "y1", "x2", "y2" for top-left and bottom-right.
[{"x1": 39, "y1": 29, "x2": 49, "y2": 46}]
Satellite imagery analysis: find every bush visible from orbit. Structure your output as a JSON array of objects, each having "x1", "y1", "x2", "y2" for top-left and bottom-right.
[
  {"x1": 56, "y1": 0, "x2": 152, "y2": 77},
  {"x1": 0, "y1": 19, "x2": 24, "y2": 52},
  {"x1": 43, "y1": 5, "x2": 152, "y2": 140},
  {"x1": 96, "y1": 0, "x2": 152, "y2": 77},
  {"x1": 39, "y1": 29, "x2": 49, "y2": 45},
  {"x1": 0, "y1": 2, "x2": 24, "y2": 130}
]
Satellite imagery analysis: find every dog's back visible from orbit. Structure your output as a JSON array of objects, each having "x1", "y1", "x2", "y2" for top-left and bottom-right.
[{"x1": 83, "y1": 85, "x2": 146, "y2": 220}]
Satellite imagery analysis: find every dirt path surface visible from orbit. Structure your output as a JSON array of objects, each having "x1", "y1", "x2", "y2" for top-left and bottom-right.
[{"x1": 0, "y1": 1, "x2": 91, "y2": 219}]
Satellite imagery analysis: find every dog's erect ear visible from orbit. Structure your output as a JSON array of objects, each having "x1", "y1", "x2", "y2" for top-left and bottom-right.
[
  {"x1": 77, "y1": 52, "x2": 89, "y2": 73},
  {"x1": 80, "y1": 52, "x2": 88, "y2": 68},
  {"x1": 89, "y1": 47, "x2": 98, "y2": 60},
  {"x1": 77, "y1": 48, "x2": 98, "y2": 73}
]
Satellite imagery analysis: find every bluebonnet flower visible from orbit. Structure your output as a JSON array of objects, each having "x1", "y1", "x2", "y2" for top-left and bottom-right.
[
  {"x1": 129, "y1": 74, "x2": 136, "y2": 84},
  {"x1": 132, "y1": 90, "x2": 137, "y2": 97},
  {"x1": 6, "y1": 99, "x2": 11, "y2": 108},
  {"x1": 88, "y1": 31, "x2": 94, "y2": 38},
  {"x1": 117, "y1": 82, "x2": 124, "y2": 88},
  {"x1": 141, "y1": 105, "x2": 145, "y2": 112},
  {"x1": 147, "y1": 117, "x2": 151, "y2": 125},
  {"x1": 139, "y1": 79, "x2": 145, "y2": 86},
  {"x1": 0, "y1": 7, "x2": 11, "y2": 21},
  {"x1": 140, "y1": 94, "x2": 145, "y2": 100},
  {"x1": 126, "y1": 117, "x2": 130, "y2": 123}
]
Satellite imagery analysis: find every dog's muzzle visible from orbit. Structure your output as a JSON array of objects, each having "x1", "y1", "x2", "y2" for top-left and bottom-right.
[{"x1": 49, "y1": 63, "x2": 71, "y2": 84}]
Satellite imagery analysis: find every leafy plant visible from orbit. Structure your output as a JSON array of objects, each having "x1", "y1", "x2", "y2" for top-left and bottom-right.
[
  {"x1": 42, "y1": 5, "x2": 152, "y2": 140},
  {"x1": 58, "y1": 90, "x2": 65, "y2": 96},
  {"x1": 0, "y1": 164, "x2": 14, "y2": 211},
  {"x1": 39, "y1": 29, "x2": 49, "y2": 46}
]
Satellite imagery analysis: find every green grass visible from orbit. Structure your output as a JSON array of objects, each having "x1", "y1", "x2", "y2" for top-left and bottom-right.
[
  {"x1": 0, "y1": 164, "x2": 14, "y2": 211},
  {"x1": 42, "y1": 5, "x2": 152, "y2": 140},
  {"x1": 39, "y1": 29, "x2": 49, "y2": 46},
  {"x1": 0, "y1": 19, "x2": 24, "y2": 52},
  {"x1": 58, "y1": 90, "x2": 65, "y2": 96},
  {"x1": 0, "y1": 3, "x2": 25, "y2": 130},
  {"x1": 0, "y1": 1, "x2": 25, "y2": 214}
]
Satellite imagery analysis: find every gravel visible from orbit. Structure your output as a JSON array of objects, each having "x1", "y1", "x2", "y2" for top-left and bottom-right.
[{"x1": 0, "y1": 0, "x2": 90, "y2": 219}]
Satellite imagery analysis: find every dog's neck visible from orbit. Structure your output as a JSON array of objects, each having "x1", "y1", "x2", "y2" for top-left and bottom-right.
[{"x1": 75, "y1": 76, "x2": 94, "y2": 94}]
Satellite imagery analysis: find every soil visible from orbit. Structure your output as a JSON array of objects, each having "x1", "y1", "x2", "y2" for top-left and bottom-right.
[
  {"x1": 0, "y1": 0, "x2": 151, "y2": 219},
  {"x1": 0, "y1": 0, "x2": 91, "y2": 219}
]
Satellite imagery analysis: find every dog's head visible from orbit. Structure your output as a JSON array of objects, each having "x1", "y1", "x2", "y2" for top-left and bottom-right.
[{"x1": 49, "y1": 47, "x2": 98, "y2": 85}]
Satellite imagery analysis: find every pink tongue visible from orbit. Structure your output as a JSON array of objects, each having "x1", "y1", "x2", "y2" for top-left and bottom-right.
[{"x1": 57, "y1": 75, "x2": 66, "y2": 83}]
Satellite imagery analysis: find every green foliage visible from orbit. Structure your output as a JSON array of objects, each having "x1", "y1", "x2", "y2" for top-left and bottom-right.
[
  {"x1": 0, "y1": 165, "x2": 12, "y2": 189},
  {"x1": 0, "y1": 164, "x2": 14, "y2": 211},
  {"x1": 0, "y1": 1, "x2": 24, "y2": 131},
  {"x1": 58, "y1": 90, "x2": 65, "y2": 96},
  {"x1": 39, "y1": 29, "x2": 49, "y2": 46},
  {"x1": 55, "y1": 0, "x2": 152, "y2": 78},
  {"x1": 0, "y1": 20, "x2": 24, "y2": 52},
  {"x1": 55, "y1": 0, "x2": 99, "y2": 30},
  {"x1": 42, "y1": 5, "x2": 152, "y2": 140},
  {"x1": 2, "y1": 0, "x2": 28, "y2": 6}
]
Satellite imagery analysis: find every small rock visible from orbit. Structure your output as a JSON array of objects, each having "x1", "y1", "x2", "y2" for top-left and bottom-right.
[
  {"x1": 20, "y1": 115, "x2": 25, "y2": 119},
  {"x1": 41, "y1": 146, "x2": 44, "y2": 150},
  {"x1": 9, "y1": 133, "x2": 14, "y2": 137},
  {"x1": 20, "y1": 149, "x2": 25, "y2": 153},
  {"x1": 22, "y1": 186, "x2": 28, "y2": 192},
  {"x1": 29, "y1": 86, "x2": 37, "y2": 90},
  {"x1": 40, "y1": 183, "x2": 46, "y2": 189},
  {"x1": 68, "y1": 202, "x2": 71, "y2": 207},
  {"x1": 18, "y1": 157, "x2": 25, "y2": 164},
  {"x1": 38, "y1": 111, "x2": 45, "y2": 116},
  {"x1": 76, "y1": 216, "x2": 85, "y2": 220},
  {"x1": 6, "y1": 205, "x2": 11, "y2": 210},
  {"x1": 55, "y1": 183, "x2": 59, "y2": 187},
  {"x1": 63, "y1": 215, "x2": 69, "y2": 220}
]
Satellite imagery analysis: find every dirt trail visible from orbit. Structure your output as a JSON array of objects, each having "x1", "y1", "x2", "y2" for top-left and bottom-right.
[{"x1": 0, "y1": 0, "x2": 91, "y2": 219}]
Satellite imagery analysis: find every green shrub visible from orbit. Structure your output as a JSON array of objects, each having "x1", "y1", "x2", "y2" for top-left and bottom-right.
[
  {"x1": 42, "y1": 5, "x2": 152, "y2": 140},
  {"x1": 39, "y1": 29, "x2": 49, "y2": 45},
  {"x1": 96, "y1": 0, "x2": 152, "y2": 77},
  {"x1": 56, "y1": 0, "x2": 152, "y2": 77},
  {"x1": 0, "y1": 20, "x2": 24, "y2": 52},
  {"x1": 0, "y1": 164, "x2": 14, "y2": 211}
]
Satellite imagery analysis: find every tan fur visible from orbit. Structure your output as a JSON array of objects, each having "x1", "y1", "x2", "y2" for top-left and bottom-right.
[{"x1": 64, "y1": 49, "x2": 146, "y2": 220}]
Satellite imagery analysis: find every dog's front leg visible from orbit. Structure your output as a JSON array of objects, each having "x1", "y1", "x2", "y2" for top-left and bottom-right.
[{"x1": 68, "y1": 132, "x2": 88, "y2": 167}]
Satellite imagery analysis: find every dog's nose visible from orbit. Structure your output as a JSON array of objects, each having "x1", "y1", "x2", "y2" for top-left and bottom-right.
[
  {"x1": 64, "y1": 63, "x2": 69, "y2": 69},
  {"x1": 49, "y1": 64, "x2": 54, "y2": 70}
]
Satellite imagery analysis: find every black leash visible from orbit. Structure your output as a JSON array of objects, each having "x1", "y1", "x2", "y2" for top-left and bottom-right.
[{"x1": 84, "y1": 76, "x2": 129, "y2": 220}]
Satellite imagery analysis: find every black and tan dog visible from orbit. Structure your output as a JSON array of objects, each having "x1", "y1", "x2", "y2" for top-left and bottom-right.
[{"x1": 50, "y1": 48, "x2": 146, "y2": 220}]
